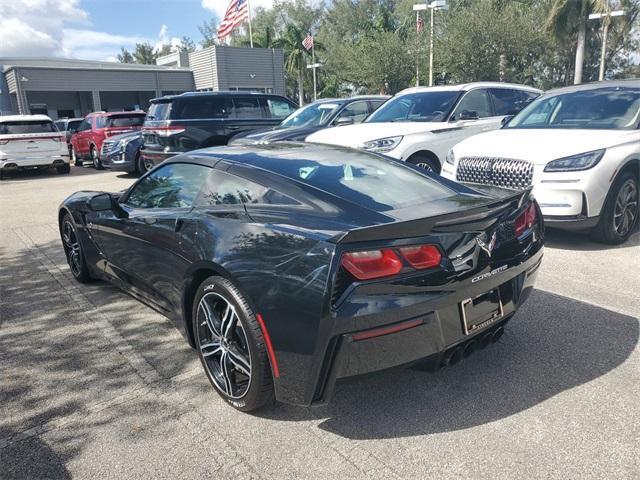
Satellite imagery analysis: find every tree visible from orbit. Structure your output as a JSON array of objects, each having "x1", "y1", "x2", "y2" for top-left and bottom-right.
[
  {"x1": 117, "y1": 47, "x2": 134, "y2": 64},
  {"x1": 179, "y1": 36, "x2": 197, "y2": 53},
  {"x1": 156, "y1": 44, "x2": 174, "y2": 57},
  {"x1": 132, "y1": 43, "x2": 157, "y2": 64},
  {"x1": 274, "y1": 24, "x2": 309, "y2": 106},
  {"x1": 199, "y1": 18, "x2": 218, "y2": 48}
]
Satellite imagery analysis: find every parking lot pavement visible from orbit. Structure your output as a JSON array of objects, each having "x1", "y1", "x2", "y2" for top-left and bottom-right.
[{"x1": 1, "y1": 166, "x2": 639, "y2": 480}]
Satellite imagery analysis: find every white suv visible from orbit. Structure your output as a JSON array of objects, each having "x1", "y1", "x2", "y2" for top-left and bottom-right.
[
  {"x1": 0, "y1": 115, "x2": 69, "y2": 179},
  {"x1": 306, "y1": 82, "x2": 541, "y2": 172},
  {"x1": 441, "y1": 81, "x2": 640, "y2": 244}
]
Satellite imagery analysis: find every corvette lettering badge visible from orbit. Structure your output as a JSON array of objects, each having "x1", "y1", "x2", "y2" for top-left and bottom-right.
[{"x1": 476, "y1": 231, "x2": 497, "y2": 257}]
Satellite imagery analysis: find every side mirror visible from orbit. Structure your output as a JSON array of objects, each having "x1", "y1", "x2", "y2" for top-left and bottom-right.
[
  {"x1": 458, "y1": 110, "x2": 479, "y2": 121},
  {"x1": 334, "y1": 116, "x2": 354, "y2": 126},
  {"x1": 501, "y1": 115, "x2": 514, "y2": 127},
  {"x1": 87, "y1": 193, "x2": 115, "y2": 212}
]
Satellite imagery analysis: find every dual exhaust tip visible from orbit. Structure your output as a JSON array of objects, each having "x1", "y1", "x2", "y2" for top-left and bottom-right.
[{"x1": 441, "y1": 326, "x2": 505, "y2": 368}]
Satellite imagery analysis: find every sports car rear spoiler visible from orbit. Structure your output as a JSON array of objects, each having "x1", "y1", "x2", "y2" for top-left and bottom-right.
[{"x1": 331, "y1": 187, "x2": 532, "y2": 244}]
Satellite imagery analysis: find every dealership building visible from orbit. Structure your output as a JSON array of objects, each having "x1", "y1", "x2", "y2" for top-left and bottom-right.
[{"x1": 0, "y1": 46, "x2": 287, "y2": 119}]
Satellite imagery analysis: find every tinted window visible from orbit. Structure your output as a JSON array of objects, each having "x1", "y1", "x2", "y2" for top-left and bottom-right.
[
  {"x1": 490, "y1": 88, "x2": 528, "y2": 116},
  {"x1": 0, "y1": 121, "x2": 56, "y2": 134},
  {"x1": 338, "y1": 101, "x2": 369, "y2": 124},
  {"x1": 106, "y1": 115, "x2": 145, "y2": 127},
  {"x1": 267, "y1": 98, "x2": 296, "y2": 119},
  {"x1": 451, "y1": 89, "x2": 493, "y2": 119},
  {"x1": 77, "y1": 119, "x2": 91, "y2": 132},
  {"x1": 366, "y1": 91, "x2": 460, "y2": 123},
  {"x1": 245, "y1": 152, "x2": 455, "y2": 212},
  {"x1": 147, "y1": 101, "x2": 172, "y2": 121},
  {"x1": 231, "y1": 97, "x2": 265, "y2": 119},
  {"x1": 507, "y1": 87, "x2": 640, "y2": 130},
  {"x1": 196, "y1": 170, "x2": 298, "y2": 207},
  {"x1": 68, "y1": 120, "x2": 82, "y2": 131},
  {"x1": 54, "y1": 121, "x2": 65, "y2": 131},
  {"x1": 173, "y1": 96, "x2": 233, "y2": 119},
  {"x1": 94, "y1": 117, "x2": 106, "y2": 129},
  {"x1": 126, "y1": 163, "x2": 208, "y2": 209},
  {"x1": 369, "y1": 99, "x2": 387, "y2": 111}
]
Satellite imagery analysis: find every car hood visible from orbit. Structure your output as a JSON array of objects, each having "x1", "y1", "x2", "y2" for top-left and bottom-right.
[
  {"x1": 232, "y1": 126, "x2": 323, "y2": 144},
  {"x1": 453, "y1": 128, "x2": 639, "y2": 165},
  {"x1": 306, "y1": 121, "x2": 445, "y2": 147}
]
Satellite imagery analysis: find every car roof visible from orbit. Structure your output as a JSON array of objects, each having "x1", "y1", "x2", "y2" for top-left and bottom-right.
[
  {"x1": 0, "y1": 114, "x2": 53, "y2": 122},
  {"x1": 543, "y1": 79, "x2": 640, "y2": 95},
  {"x1": 150, "y1": 91, "x2": 293, "y2": 103},
  {"x1": 88, "y1": 111, "x2": 145, "y2": 117},
  {"x1": 398, "y1": 82, "x2": 542, "y2": 96},
  {"x1": 307, "y1": 95, "x2": 390, "y2": 107},
  {"x1": 55, "y1": 117, "x2": 84, "y2": 122}
]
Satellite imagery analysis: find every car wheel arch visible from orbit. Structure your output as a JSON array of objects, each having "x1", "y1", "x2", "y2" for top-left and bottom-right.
[
  {"x1": 407, "y1": 150, "x2": 442, "y2": 172},
  {"x1": 181, "y1": 262, "x2": 253, "y2": 348}
]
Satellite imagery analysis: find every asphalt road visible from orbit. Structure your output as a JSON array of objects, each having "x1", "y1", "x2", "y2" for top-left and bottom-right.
[{"x1": 1, "y1": 166, "x2": 638, "y2": 480}]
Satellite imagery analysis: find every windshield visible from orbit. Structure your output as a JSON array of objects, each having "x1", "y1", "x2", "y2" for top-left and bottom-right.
[
  {"x1": 279, "y1": 102, "x2": 342, "y2": 128},
  {"x1": 506, "y1": 87, "x2": 640, "y2": 130},
  {"x1": 0, "y1": 121, "x2": 57, "y2": 134},
  {"x1": 366, "y1": 91, "x2": 460, "y2": 123}
]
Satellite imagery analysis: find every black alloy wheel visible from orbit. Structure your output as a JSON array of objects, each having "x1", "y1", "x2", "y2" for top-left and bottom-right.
[
  {"x1": 61, "y1": 215, "x2": 91, "y2": 282},
  {"x1": 408, "y1": 153, "x2": 440, "y2": 173},
  {"x1": 193, "y1": 276, "x2": 274, "y2": 411}
]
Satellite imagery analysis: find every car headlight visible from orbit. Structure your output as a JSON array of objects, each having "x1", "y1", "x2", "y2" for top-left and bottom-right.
[
  {"x1": 544, "y1": 149, "x2": 605, "y2": 172},
  {"x1": 362, "y1": 136, "x2": 403, "y2": 153},
  {"x1": 446, "y1": 149, "x2": 455, "y2": 165}
]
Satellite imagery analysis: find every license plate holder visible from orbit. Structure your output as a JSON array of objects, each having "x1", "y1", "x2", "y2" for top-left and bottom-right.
[{"x1": 460, "y1": 288, "x2": 504, "y2": 335}]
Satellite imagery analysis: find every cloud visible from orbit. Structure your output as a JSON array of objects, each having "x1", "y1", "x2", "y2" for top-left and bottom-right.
[
  {"x1": 154, "y1": 24, "x2": 181, "y2": 54},
  {"x1": 0, "y1": 0, "x2": 89, "y2": 57},
  {"x1": 201, "y1": 0, "x2": 274, "y2": 18},
  {"x1": 61, "y1": 29, "x2": 150, "y2": 61}
]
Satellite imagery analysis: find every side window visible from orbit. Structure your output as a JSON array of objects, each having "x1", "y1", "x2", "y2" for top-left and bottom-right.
[
  {"x1": 125, "y1": 163, "x2": 208, "y2": 209},
  {"x1": 490, "y1": 89, "x2": 538, "y2": 116},
  {"x1": 77, "y1": 119, "x2": 90, "y2": 131},
  {"x1": 173, "y1": 97, "x2": 232, "y2": 119},
  {"x1": 196, "y1": 170, "x2": 298, "y2": 207},
  {"x1": 266, "y1": 98, "x2": 296, "y2": 119},
  {"x1": 338, "y1": 101, "x2": 370, "y2": 124},
  {"x1": 451, "y1": 89, "x2": 493, "y2": 119},
  {"x1": 94, "y1": 116, "x2": 106, "y2": 129},
  {"x1": 231, "y1": 97, "x2": 265, "y2": 119},
  {"x1": 369, "y1": 100, "x2": 387, "y2": 113},
  {"x1": 54, "y1": 121, "x2": 65, "y2": 131}
]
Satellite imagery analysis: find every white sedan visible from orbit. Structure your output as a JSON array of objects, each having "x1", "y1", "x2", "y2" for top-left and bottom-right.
[
  {"x1": 441, "y1": 80, "x2": 640, "y2": 244},
  {"x1": 307, "y1": 82, "x2": 541, "y2": 172}
]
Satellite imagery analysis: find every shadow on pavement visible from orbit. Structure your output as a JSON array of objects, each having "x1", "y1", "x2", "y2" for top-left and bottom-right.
[
  {"x1": 261, "y1": 289, "x2": 638, "y2": 439},
  {"x1": 0, "y1": 165, "x2": 109, "y2": 183}
]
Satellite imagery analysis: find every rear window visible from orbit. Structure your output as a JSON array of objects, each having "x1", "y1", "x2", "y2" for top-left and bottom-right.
[
  {"x1": 0, "y1": 121, "x2": 57, "y2": 135},
  {"x1": 172, "y1": 96, "x2": 233, "y2": 119},
  {"x1": 247, "y1": 152, "x2": 455, "y2": 212},
  {"x1": 147, "y1": 102, "x2": 172, "y2": 121},
  {"x1": 106, "y1": 115, "x2": 145, "y2": 128}
]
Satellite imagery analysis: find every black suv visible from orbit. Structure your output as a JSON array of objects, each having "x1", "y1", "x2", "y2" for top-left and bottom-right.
[{"x1": 141, "y1": 91, "x2": 297, "y2": 165}]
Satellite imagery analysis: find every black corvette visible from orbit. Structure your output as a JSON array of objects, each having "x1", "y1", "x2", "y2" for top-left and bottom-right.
[{"x1": 58, "y1": 143, "x2": 543, "y2": 411}]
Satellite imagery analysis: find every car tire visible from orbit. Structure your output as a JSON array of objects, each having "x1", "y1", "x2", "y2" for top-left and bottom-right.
[
  {"x1": 71, "y1": 146, "x2": 82, "y2": 166},
  {"x1": 135, "y1": 152, "x2": 148, "y2": 175},
  {"x1": 60, "y1": 214, "x2": 91, "y2": 283},
  {"x1": 591, "y1": 170, "x2": 638, "y2": 244},
  {"x1": 408, "y1": 153, "x2": 440, "y2": 174},
  {"x1": 57, "y1": 164, "x2": 71, "y2": 174},
  {"x1": 91, "y1": 146, "x2": 103, "y2": 170},
  {"x1": 192, "y1": 275, "x2": 275, "y2": 412}
]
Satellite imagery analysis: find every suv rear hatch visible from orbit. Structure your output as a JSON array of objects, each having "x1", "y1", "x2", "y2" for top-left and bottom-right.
[
  {"x1": 0, "y1": 120, "x2": 65, "y2": 158},
  {"x1": 103, "y1": 113, "x2": 146, "y2": 138}
]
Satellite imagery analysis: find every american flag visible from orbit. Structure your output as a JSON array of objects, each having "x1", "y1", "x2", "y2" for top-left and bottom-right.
[
  {"x1": 217, "y1": 0, "x2": 249, "y2": 41},
  {"x1": 302, "y1": 32, "x2": 313, "y2": 51}
]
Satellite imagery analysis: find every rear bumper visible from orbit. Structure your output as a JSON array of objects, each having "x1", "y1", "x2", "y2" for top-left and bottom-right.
[
  {"x1": 274, "y1": 242, "x2": 544, "y2": 406},
  {"x1": 544, "y1": 214, "x2": 599, "y2": 231},
  {"x1": 0, "y1": 156, "x2": 68, "y2": 169},
  {"x1": 141, "y1": 149, "x2": 180, "y2": 166}
]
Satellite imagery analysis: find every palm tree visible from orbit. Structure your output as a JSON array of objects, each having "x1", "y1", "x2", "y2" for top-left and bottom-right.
[
  {"x1": 545, "y1": 0, "x2": 607, "y2": 84},
  {"x1": 239, "y1": 25, "x2": 276, "y2": 48},
  {"x1": 274, "y1": 25, "x2": 309, "y2": 106}
]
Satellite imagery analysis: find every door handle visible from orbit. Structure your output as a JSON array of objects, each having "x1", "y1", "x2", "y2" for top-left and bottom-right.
[{"x1": 228, "y1": 126, "x2": 240, "y2": 130}]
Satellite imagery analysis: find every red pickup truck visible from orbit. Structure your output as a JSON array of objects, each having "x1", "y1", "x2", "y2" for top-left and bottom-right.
[{"x1": 70, "y1": 111, "x2": 146, "y2": 169}]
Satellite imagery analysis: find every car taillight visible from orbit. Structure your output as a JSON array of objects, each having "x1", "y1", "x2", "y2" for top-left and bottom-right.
[
  {"x1": 341, "y1": 249, "x2": 403, "y2": 280},
  {"x1": 515, "y1": 202, "x2": 537, "y2": 236},
  {"x1": 143, "y1": 126, "x2": 185, "y2": 137},
  {"x1": 398, "y1": 245, "x2": 442, "y2": 269}
]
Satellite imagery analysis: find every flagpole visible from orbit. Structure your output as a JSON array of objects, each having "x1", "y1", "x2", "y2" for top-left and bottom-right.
[
  {"x1": 312, "y1": 38, "x2": 317, "y2": 101},
  {"x1": 247, "y1": 0, "x2": 254, "y2": 48}
]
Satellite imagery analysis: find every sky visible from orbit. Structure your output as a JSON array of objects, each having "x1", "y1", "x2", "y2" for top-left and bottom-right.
[{"x1": 0, "y1": 0, "x2": 275, "y2": 61}]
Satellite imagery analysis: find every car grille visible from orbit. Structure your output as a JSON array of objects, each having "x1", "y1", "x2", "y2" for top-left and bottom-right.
[
  {"x1": 456, "y1": 157, "x2": 534, "y2": 190},
  {"x1": 101, "y1": 139, "x2": 120, "y2": 157}
]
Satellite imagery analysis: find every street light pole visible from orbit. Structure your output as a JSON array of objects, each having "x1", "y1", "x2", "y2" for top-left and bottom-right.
[
  {"x1": 429, "y1": 5, "x2": 434, "y2": 86},
  {"x1": 589, "y1": 9, "x2": 625, "y2": 81}
]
